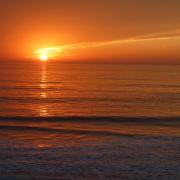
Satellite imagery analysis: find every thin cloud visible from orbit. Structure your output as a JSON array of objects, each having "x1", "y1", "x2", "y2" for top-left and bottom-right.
[{"x1": 33, "y1": 28, "x2": 180, "y2": 58}]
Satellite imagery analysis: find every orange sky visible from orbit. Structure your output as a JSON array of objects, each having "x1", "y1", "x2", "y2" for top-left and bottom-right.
[{"x1": 1, "y1": 0, "x2": 180, "y2": 64}]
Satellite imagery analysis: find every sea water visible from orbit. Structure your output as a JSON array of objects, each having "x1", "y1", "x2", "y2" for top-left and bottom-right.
[{"x1": 0, "y1": 62, "x2": 180, "y2": 117}]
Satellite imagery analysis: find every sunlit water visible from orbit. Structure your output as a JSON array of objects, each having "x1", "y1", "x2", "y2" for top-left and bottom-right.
[
  {"x1": 0, "y1": 62, "x2": 180, "y2": 117},
  {"x1": 0, "y1": 62, "x2": 180, "y2": 179}
]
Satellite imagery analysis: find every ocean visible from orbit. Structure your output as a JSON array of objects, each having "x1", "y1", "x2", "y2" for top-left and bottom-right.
[
  {"x1": 0, "y1": 62, "x2": 180, "y2": 117},
  {"x1": 0, "y1": 62, "x2": 180, "y2": 179}
]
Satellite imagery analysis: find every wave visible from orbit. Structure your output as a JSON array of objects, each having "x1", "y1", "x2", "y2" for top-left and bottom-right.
[
  {"x1": 0, "y1": 117, "x2": 180, "y2": 138},
  {"x1": 0, "y1": 116, "x2": 180, "y2": 124},
  {"x1": 0, "y1": 96, "x2": 147, "y2": 104},
  {"x1": 0, "y1": 125, "x2": 138, "y2": 137}
]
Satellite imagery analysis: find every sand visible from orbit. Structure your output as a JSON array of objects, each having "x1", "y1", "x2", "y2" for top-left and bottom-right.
[{"x1": 0, "y1": 117, "x2": 180, "y2": 179}]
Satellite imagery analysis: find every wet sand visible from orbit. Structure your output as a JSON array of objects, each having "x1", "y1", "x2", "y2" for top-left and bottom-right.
[{"x1": 0, "y1": 117, "x2": 180, "y2": 179}]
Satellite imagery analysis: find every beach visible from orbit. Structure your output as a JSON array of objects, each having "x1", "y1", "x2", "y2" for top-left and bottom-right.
[{"x1": 0, "y1": 117, "x2": 180, "y2": 179}]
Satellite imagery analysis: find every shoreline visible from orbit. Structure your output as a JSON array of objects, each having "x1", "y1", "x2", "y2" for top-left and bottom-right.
[
  {"x1": 0, "y1": 116, "x2": 180, "y2": 179},
  {"x1": 0, "y1": 132, "x2": 179, "y2": 179}
]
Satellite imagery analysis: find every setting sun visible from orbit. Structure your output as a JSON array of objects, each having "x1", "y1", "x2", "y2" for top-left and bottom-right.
[
  {"x1": 40, "y1": 54, "x2": 48, "y2": 61},
  {"x1": 34, "y1": 47, "x2": 63, "y2": 61}
]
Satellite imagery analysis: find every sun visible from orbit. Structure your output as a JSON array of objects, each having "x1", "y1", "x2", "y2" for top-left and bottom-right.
[
  {"x1": 34, "y1": 46, "x2": 63, "y2": 61},
  {"x1": 40, "y1": 54, "x2": 48, "y2": 61}
]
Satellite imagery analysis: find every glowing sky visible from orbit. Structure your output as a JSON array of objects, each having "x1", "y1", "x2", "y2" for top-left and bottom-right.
[{"x1": 1, "y1": 0, "x2": 180, "y2": 63}]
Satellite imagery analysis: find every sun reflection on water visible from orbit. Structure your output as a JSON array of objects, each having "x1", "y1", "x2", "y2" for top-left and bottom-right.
[
  {"x1": 40, "y1": 106, "x2": 48, "y2": 117},
  {"x1": 39, "y1": 64, "x2": 49, "y2": 117},
  {"x1": 41, "y1": 92, "x2": 47, "y2": 98}
]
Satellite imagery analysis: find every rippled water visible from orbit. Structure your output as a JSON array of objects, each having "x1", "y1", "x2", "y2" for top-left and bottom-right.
[
  {"x1": 1, "y1": 62, "x2": 180, "y2": 179},
  {"x1": 0, "y1": 62, "x2": 180, "y2": 117}
]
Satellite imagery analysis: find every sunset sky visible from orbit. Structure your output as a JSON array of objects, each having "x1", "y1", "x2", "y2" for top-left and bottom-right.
[{"x1": 1, "y1": 0, "x2": 180, "y2": 63}]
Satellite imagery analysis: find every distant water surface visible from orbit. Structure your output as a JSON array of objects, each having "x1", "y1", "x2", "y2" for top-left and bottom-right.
[{"x1": 0, "y1": 62, "x2": 180, "y2": 117}]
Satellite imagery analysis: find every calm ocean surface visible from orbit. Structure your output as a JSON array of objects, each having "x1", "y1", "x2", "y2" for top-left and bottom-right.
[{"x1": 0, "y1": 62, "x2": 180, "y2": 117}]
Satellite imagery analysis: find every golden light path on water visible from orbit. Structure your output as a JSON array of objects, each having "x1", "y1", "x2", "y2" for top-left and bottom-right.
[{"x1": 40, "y1": 63, "x2": 48, "y2": 117}]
